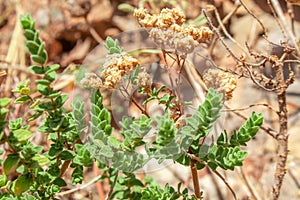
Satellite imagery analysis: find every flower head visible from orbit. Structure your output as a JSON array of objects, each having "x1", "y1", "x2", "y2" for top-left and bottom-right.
[
  {"x1": 101, "y1": 53, "x2": 140, "y2": 88},
  {"x1": 203, "y1": 69, "x2": 237, "y2": 100},
  {"x1": 80, "y1": 73, "x2": 102, "y2": 89},
  {"x1": 134, "y1": 7, "x2": 213, "y2": 55}
]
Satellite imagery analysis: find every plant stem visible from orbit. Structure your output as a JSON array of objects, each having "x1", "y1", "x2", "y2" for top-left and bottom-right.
[
  {"x1": 106, "y1": 170, "x2": 119, "y2": 200},
  {"x1": 272, "y1": 52, "x2": 289, "y2": 199},
  {"x1": 190, "y1": 158, "x2": 201, "y2": 198}
]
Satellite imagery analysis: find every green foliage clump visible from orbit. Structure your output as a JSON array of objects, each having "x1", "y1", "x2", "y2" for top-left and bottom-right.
[
  {"x1": 0, "y1": 15, "x2": 264, "y2": 200},
  {"x1": 0, "y1": 14, "x2": 94, "y2": 199}
]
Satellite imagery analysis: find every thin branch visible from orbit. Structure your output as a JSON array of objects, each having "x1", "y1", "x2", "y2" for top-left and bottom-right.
[
  {"x1": 268, "y1": 0, "x2": 300, "y2": 54},
  {"x1": 209, "y1": 1, "x2": 242, "y2": 56},
  {"x1": 106, "y1": 170, "x2": 119, "y2": 200},
  {"x1": 211, "y1": 169, "x2": 237, "y2": 200},
  {"x1": 203, "y1": 9, "x2": 241, "y2": 62},
  {"x1": 84, "y1": 16, "x2": 103, "y2": 44},
  {"x1": 284, "y1": 59, "x2": 300, "y2": 64},
  {"x1": 206, "y1": 167, "x2": 224, "y2": 200},
  {"x1": 56, "y1": 175, "x2": 102, "y2": 196},
  {"x1": 119, "y1": 85, "x2": 151, "y2": 118},
  {"x1": 183, "y1": 151, "x2": 237, "y2": 200},
  {"x1": 288, "y1": 168, "x2": 300, "y2": 189},
  {"x1": 239, "y1": 167, "x2": 261, "y2": 200},
  {"x1": 266, "y1": 0, "x2": 287, "y2": 41},
  {"x1": 213, "y1": 5, "x2": 246, "y2": 54},
  {"x1": 243, "y1": 64, "x2": 277, "y2": 92},
  {"x1": 239, "y1": 0, "x2": 268, "y2": 37},
  {"x1": 224, "y1": 104, "x2": 278, "y2": 139},
  {"x1": 223, "y1": 103, "x2": 278, "y2": 114}
]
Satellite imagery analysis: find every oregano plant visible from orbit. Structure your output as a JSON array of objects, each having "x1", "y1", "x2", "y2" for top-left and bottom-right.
[
  {"x1": 80, "y1": 35, "x2": 264, "y2": 199},
  {"x1": 0, "y1": 14, "x2": 93, "y2": 199},
  {"x1": 0, "y1": 10, "x2": 264, "y2": 200}
]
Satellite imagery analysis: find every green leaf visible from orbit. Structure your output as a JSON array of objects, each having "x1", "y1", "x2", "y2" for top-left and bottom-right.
[
  {"x1": 109, "y1": 47, "x2": 123, "y2": 54},
  {"x1": 36, "y1": 171, "x2": 52, "y2": 185},
  {"x1": 12, "y1": 129, "x2": 32, "y2": 142},
  {"x1": 35, "y1": 79, "x2": 51, "y2": 85},
  {"x1": 54, "y1": 94, "x2": 69, "y2": 108},
  {"x1": 20, "y1": 87, "x2": 30, "y2": 95},
  {"x1": 48, "y1": 143, "x2": 63, "y2": 158},
  {"x1": 100, "y1": 145, "x2": 113, "y2": 158},
  {"x1": 37, "y1": 83, "x2": 50, "y2": 95},
  {"x1": 0, "y1": 98, "x2": 11, "y2": 107},
  {"x1": 230, "y1": 112, "x2": 263, "y2": 146},
  {"x1": 28, "y1": 111, "x2": 43, "y2": 121},
  {"x1": 0, "y1": 174, "x2": 7, "y2": 187},
  {"x1": 155, "y1": 113, "x2": 177, "y2": 146},
  {"x1": 31, "y1": 55, "x2": 46, "y2": 65},
  {"x1": 14, "y1": 96, "x2": 31, "y2": 104},
  {"x1": 3, "y1": 154, "x2": 20, "y2": 175},
  {"x1": 26, "y1": 41, "x2": 39, "y2": 54},
  {"x1": 73, "y1": 144, "x2": 93, "y2": 167},
  {"x1": 20, "y1": 14, "x2": 35, "y2": 30},
  {"x1": 28, "y1": 65, "x2": 44, "y2": 74},
  {"x1": 45, "y1": 71, "x2": 56, "y2": 82},
  {"x1": 108, "y1": 136, "x2": 121, "y2": 148},
  {"x1": 12, "y1": 174, "x2": 34, "y2": 195},
  {"x1": 48, "y1": 92, "x2": 61, "y2": 98},
  {"x1": 71, "y1": 167, "x2": 83, "y2": 184},
  {"x1": 31, "y1": 154, "x2": 50, "y2": 167},
  {"x1": 104, "y1": 36, "x2": 123, "y2": 54},
  {"x1": 8, "y1": 118, "x2": 22, "y2": 130},
  {"x1": 37, "y1": 42, "x2": 45, "y2": 56},
  {"x1": 24, "y1": 29, "x2": 35, "y2": 40},
  {"x1": 72, "y1": 97, "x2": 87, "y2": 134},
  {"x1": 0, "y1": 108, "x2": 9, "y2": 121},
  {"x1": 52, "y1": 177, "x2": 67, "y2": 187},
  {"x1": 45, "y1": 64, "x2": 60, "y2": 74},
  {"x1": 131, "y1": 65, "x2": 141, "y2": 85},
  {"x1": 47, "y1": 185, "x2": 61, "y2": 196},
  {"x1": 60, "y1": 150, "x2": 76, "y2": 160}
]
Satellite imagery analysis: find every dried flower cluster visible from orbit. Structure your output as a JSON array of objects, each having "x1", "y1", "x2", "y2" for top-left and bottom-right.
[
  {"x1": 134, "y1": 8, "x2": 213, "y2": 55},
  {"x1": 80, "y1": 72, "x2": 102, "y2": 89},
  {"x1": 137, "y1": 70, "x2": 152, "y2": 93},
  {"x1": 81, "y1": 53, "x2": 139, "y2": 89},
  {"x1": 203, "y1": 69, "x2": 237, "y2": 100},
  {"x1": 102, "y1": 53, "x2": 139, "y2": 88},
  {"x1": 134, "y1": 8, "x2": 185, "y2": 28},
  {"x1": 149, "y1": 28, "x2": 198, "y2": 54}
]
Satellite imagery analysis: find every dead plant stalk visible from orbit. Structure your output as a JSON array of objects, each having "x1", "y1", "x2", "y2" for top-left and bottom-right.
[{"x1": 272, "y1": 51, "x2": 289, "y2": 199}]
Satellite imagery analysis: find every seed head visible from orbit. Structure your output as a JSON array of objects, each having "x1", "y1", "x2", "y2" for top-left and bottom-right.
[
  {"x1": 137, "y1": 70, "x2": 152, "y2": 93},
  {"x1": 203, "y1": 69, "x2": 237, "y2": 100},
  {"x1": 134, "y1": 7, "x2": 213, "y2": 55},
  {"x1": 101, "y1": 53, "x2": 140, "y2": 88},
  {"x1": 80, "y1": 73, "x2": 102, "y2": 89}
]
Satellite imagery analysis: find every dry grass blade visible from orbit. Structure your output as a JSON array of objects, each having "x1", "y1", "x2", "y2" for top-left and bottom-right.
[
  {"x1": 4, "y1": 3, "x2": 26, "y2": 94},
  {"x1": 0, "y1": 70, "x2": 7, "y2": 86}
]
